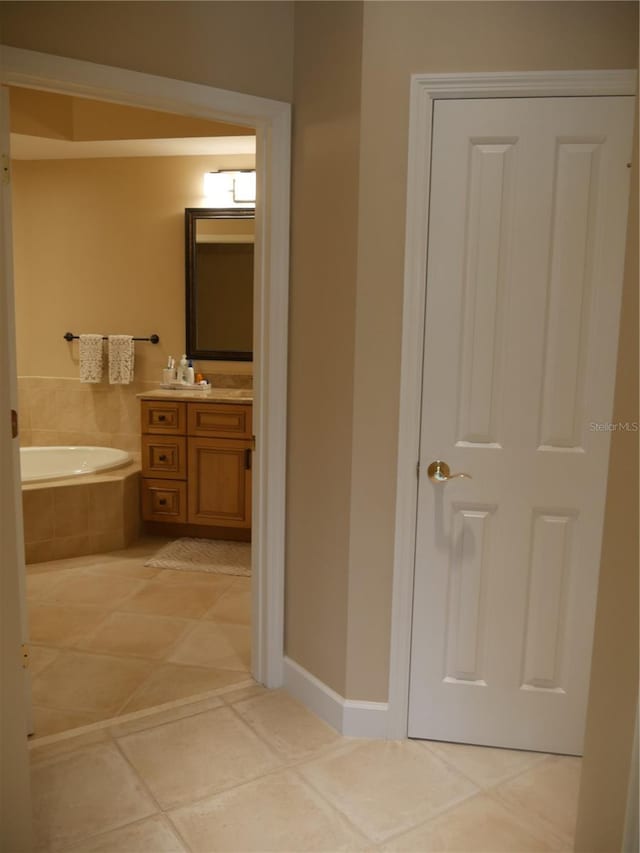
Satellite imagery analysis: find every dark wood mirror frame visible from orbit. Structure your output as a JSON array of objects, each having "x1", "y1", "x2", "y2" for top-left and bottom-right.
[{"x1": 185, "y1": 207, "x2": 255, "y2": 361}]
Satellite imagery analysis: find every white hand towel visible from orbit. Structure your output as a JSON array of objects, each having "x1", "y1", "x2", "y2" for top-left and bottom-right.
[
  {"x1": 108, "y1": 335, "x2": 135, "y2": 384},
  {"x1": 79, "y1": 334, "x2": 104, "y2": 383}
]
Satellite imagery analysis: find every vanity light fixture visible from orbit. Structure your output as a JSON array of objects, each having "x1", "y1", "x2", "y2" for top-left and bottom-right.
[{"x1": 203, "y1": 169, "x2": 256, "y2": 207}]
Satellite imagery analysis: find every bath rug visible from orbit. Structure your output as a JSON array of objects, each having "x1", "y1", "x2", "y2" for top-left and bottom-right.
[{"x1": 145, "y1": 537, "x2": 250, "y2": 576}]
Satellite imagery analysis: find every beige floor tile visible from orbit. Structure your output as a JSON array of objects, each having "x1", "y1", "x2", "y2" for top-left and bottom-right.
[
  {"x1": 168, "y1": 621, "x2": 251, "y2": 671},
  {"x1": 222, "y1": 682, "x2": 270, "y2": 705},
  {"x1": 169, "y1": 769, "x2": 369, "y2": 852},
  {"x1": 228, "y1": 575, "x2": 250, "y2": 593},
  {"x1": 108, "y1": 537, "x2": 171, "y2": 559},
  {"x1": 204, "y1": 579, "x2": 252, "y2": 625},
  {"x1": 66, "y1": 815, "x2": 187, "y2": 852},
  {"x1": 25, "y1": 540, "x2": 252, "y2": 738},
  {"x1": 383, "y1": 791, "x2": 561, "y2": 852},
  {"x1": 109, "y1": 694, "x2": 226, "y2": 737},
  {"x1": 29, "y1": 645, "x2": 61, "y2": 677},
  {"x1": 120, "y1": 663, "x2": 250, "y2": 713},
  {"x1": 493, "y1": 756, "x2": 581, "y2": 846},
  {"x1": 299, "y1": 740, "x2": 478, "y2": 843},
  {"x1": 26, "y1": 568, "x2": 79, "y2": 600},
  {"x1": 31, "y1": 741, "x2": 156, "y2": 851},
  {"x1": 119, "y1": 579, "x2": 229, "y2": 618},
  {"x1": 86, "y1": 558, "x2": 162, "y2": 580},
  {"x1": 32, "y1": 705, "x2": 104, "y2": 739},
  {"x1": 32, "y1": 650, "x2": 154, "y2": 714},
  {"x1": 118, "y1": 705, "x2": 283, "y2": 808},
  {"x1": 75, "y1": 611, "x2": 194, "y2": 660},
  {"x1": 29, "y1": 602, "x2": 110, "y2": 647},
  {"x1": 421, "y1": 739, "x2": 549, "y2": 788},
  {"x1": 151, "y1": 568, "x2": 237, "y2": 588},
  {"x1": 234, "y1": 690, "x2": 342, "y2": 761},
  {"x1": 30, "y1": 729, "x2": 111, "y2": 764},
  {"x1": 43, "y1": 572, "x2": 146, "y2": 607}
]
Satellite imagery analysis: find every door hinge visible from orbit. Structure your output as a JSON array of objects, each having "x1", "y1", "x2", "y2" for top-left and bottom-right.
[
  {"x1": 1, "y1": 154, "x2": 9, "y2": 186},
  {"x1": 21, "y1": 644, "x2": 30, "y2": 670},
  {"x1": 251, "y1": 434, "x2": 256, "y2": 451},
  {"x1": 11, "y1": 409, "x2": 18, "y2": 439}
]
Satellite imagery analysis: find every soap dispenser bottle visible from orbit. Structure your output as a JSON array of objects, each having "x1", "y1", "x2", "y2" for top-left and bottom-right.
[
  {"x1": 178, "y1": 354, "x2": 188, "y2": 383},
  {"x1": 186, "y1": 360, "x2": 195, "y2": 385}
]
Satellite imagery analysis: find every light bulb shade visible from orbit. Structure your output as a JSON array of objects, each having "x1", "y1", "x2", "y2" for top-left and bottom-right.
[
  {"x1": 233, "y1": 171, "x2": 256, "y2": 203},
  {"x1": 203, "y1": 170, "x2": 256, "y2": 207}
]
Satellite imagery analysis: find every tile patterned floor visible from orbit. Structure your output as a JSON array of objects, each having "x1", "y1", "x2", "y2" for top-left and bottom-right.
[
  {"x1": 29, "y1": 685, "x2": 580, "y2": 852},
  {"x1": 27, "y1": 540, "x2": 252, "y2": 737},
  {"x1": 28, "y1": 541, "x2": 580, "y2": 852}
]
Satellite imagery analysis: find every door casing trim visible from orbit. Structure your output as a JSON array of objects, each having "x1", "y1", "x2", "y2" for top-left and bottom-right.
[
  {"x1": 0, "y1": 45, "x2": 291, "y2": 689},
  {"x1": 387, "y1": 68, "x2": 637, "y2": 740}
]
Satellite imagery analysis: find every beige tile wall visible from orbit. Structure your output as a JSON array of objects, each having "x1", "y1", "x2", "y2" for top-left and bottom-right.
[
  {"x1": 18, "y1": 377, "x2": 147, "y2": 453},
  {"x1": 22, "y1": 466, "x2": 141, "y2": 564},
  {"x1": 18, "y1": 374, "x2": 251, "y2": 564},
  {"x1": 17, "y1": 374, "x2": 252, "y2": 451}
]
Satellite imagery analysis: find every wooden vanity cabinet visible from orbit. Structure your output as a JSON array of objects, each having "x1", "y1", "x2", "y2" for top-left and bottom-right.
[{"x1": 140, "y1": 398, "x2": 252, "y2": 535}]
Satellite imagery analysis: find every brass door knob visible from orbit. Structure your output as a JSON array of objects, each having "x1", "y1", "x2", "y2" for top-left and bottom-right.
[{"x1": 427, "y1": 460, "x2": 472, "y2": 483}]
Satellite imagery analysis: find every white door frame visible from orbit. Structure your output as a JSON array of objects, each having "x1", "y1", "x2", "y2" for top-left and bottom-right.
[
  {"x1": 387, "y1": 68, "x2": 637, "y2": 740},
  {"x1": 0, "y1": 45, "x2": 291, "y2": 689}
]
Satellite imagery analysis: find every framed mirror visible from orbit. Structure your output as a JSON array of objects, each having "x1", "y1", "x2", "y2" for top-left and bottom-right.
[{"x1": 185, "y1": 207, "x2": 254, "y2": 361}]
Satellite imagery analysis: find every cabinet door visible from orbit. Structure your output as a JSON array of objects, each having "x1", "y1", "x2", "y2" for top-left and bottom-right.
[{"x1": 187, "y1": 437, "x2": 251, "y2": 528}]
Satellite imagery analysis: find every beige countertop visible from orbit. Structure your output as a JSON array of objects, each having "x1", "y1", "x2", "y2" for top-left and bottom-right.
[{"x1": 137, "y1": 387, "x2": 253, "y2": 403}]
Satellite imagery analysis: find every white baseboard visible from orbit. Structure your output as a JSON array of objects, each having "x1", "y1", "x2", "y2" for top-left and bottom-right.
[{"x1": 283, "y1": 656, "x2": 390, "y2": 739}]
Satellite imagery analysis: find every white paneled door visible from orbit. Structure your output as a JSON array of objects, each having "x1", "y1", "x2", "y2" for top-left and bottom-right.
[{"x1": 409, "y1": 96, "x2": 634, "y2": 754}]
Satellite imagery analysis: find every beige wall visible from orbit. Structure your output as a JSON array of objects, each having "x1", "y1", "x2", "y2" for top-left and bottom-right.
[
  {"x1": 0, "y1": 1, "x2": 294, "y2": 102},
  {"x1": 2, "y1": 7, "x2": 638, "y2": 823},
  {"x1": 286, "y1": 0, "x2": 363, "y2": 695},
  {"x1": 10, "y1": 88, "x2": 251, "y2": 140},
  {"x1": 574, "y1": 112, "x2": 639, "y2": 853},
  {"x1": 343, "y1": 0, "x2": 639, "y2": 702},
  {"x1": 9, "y1": 88, "x2": 73, "y2": 140},
  {"x1": 13, "y1": 153, "x2": 254, "y2": 383}
]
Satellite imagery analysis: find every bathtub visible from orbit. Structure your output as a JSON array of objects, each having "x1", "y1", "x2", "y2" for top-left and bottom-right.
[
  {"x1": 21, "y1": 447, "x2": 141, "y2": 563},
  {"x1": 20, "y1": 446, "x2": 130, "y2": 484}
]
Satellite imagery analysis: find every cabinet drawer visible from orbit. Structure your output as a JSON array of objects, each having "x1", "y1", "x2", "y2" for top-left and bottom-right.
[
  {"x1": 187, "y1": 402, "x2": 252, "y2": 439},
  {"x1": 141, "y1": 479, "x2": 187, "y2": 523},
  {"x1": 187, "y1": 437, "x2": 252, "y2": 528},
  {"x1": 141, "y1": 401, "x2": 186, "y2": 435},
  {"x1": 141, "y1": 436, "x2": 186, "y2": 479}
]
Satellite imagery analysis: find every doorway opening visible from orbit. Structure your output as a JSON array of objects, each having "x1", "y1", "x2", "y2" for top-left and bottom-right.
[{"x1": 1, "y1": 48, "x2": 290, "y2": 742}]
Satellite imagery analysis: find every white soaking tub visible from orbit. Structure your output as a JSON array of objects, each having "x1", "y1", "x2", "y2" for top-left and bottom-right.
[{"x1": 20, "y1": 446, "x2": 130, "y2": 484}]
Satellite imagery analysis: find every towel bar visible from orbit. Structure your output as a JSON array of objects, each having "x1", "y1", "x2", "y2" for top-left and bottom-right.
[{"x1": 64, "y1": 332, "x2": 160, "y2": 344}]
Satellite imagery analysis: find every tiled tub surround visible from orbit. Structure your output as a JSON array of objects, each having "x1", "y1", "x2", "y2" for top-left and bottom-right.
[
  {"x1": 27, "y1": 539, "x2": 252, "y2": 737},
  {"x1": 22, "y1": 461, "x2": 141, "y2": 564},
  {"x1": 17, "y1": 374, "x2": 252, "y2": 452}
]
